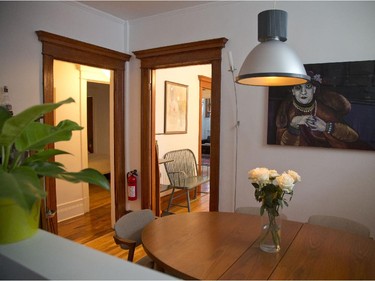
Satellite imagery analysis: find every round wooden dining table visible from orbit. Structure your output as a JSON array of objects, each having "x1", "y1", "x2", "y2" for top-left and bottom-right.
[{"x1": 142, "y1": 211, "x2": 375, "y2": 280}]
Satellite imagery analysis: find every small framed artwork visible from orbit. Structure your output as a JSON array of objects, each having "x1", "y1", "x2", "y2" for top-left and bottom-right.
[{"x1": 164, "y1": 81, "x2": 188, "y2": 134}]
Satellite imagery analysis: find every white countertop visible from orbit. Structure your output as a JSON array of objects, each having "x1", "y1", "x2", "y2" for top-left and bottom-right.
[{"x1": 0, "y1": 230, "x2": 176, "y2": 280}]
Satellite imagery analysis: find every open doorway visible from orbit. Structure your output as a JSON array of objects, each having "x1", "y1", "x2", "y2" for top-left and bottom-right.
[
  {"x1": 37, "y1": 31, "x2": 130, "y2": 233},
  {"x1": 86, "y1": 82, "x2": 112, "y2": 219},
  {"x1": 133, "y1": 37, "x2": 228, "y2": 215},
  {"x1": 53, "y1": 60, "x2": 112, "y2": 237},
  {"x1": 154, "y1": 65, "x2": 211, "y2": 214},
  {"x1": 87, "y1": 82, "x2": 111, "y2": 176},
  {"x1": 199, "y1": 75, "x2": 211, "y2": 180}
]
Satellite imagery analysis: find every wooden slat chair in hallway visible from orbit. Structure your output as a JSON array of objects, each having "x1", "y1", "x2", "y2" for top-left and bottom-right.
[{"x1": 163, "y1": 149, "x2": 210, "y2": 213}]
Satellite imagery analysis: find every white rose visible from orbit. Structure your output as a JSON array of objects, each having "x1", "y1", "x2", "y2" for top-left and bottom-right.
[
  {"x1": 287, "y1": 170, "x2": 301, "y2": 183},
  {"x1": 248, "y1": 167, "x2": 269, "y2": 184},
  {"x1": 269, "y1": 169, "x2": 279, "y2": 179},
  {"x1": 275, "y1": 173, "x2": 295, "y2": 193}
]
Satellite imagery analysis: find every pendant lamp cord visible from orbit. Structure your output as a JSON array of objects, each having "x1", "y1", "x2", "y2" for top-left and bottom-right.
[{"x1": 228, "y1": 53, "x2": 239, "y2": 212}]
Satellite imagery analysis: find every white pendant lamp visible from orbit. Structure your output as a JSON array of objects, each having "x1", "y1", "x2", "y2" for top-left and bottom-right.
[{"x1": 236, "y1": 9, "x2": 309, "y2": 87}]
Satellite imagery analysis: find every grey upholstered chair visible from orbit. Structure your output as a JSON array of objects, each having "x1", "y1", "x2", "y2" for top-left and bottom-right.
[
  {"x1": 113, "y1": 209, "x2": 156, "y2": 268},
  {"x1": 307, "y1": 215, "x2": 370, "y2": 238},
  {"x1": 235, "y1": 206, "x2": 260, "y2": 216},
  {"x1": 235, "y1": 206, "x2": 288, "y2": 220}
]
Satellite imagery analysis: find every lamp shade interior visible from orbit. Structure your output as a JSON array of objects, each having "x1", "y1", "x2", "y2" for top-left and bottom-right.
[{"x1": 236, "y1": 40, "x2": 309, "y2": 86}]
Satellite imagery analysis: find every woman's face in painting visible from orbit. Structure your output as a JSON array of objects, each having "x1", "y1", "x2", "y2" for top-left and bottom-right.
[{"x1": 292, "y1": 83, "x2": 316, "y2": 104}]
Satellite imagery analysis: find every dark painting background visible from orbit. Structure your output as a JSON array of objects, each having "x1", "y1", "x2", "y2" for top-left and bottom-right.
[{"x1": 267, "y1": 60, "x2": 375, "y2": 151}]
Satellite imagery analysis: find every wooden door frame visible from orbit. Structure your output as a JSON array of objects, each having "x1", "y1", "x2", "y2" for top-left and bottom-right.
[
  {"x1": 36, "y1": 31, "x2": 131, "y2": 233},
  {"x1": 133, "y1": 38, "x2": 228, "y2": 214}
]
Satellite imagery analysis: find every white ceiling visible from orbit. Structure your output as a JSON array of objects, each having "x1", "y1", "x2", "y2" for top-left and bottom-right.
[{"x1": 79, "y1": 1, "x2": 212, "y2": 21}]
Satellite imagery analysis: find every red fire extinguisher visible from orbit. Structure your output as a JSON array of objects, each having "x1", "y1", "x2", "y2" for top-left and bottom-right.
[{"x1": 127, "y1": 170, "x2": 138, "y2": 201}]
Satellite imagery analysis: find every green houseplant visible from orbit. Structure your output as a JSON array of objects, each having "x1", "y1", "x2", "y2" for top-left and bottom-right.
[{"x1": 0, "y1": 97, "x2": 109, "y2": 244}]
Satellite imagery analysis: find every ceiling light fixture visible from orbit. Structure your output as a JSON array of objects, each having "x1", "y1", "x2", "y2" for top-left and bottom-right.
[{"x1": 236, "y1": 9, "x2": 309, "y2": 87}]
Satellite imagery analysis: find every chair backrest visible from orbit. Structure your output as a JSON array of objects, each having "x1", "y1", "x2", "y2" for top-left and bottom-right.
[
  {"x1": 308, "y1": 215, "x2": 370, "y2": 238},
  {"x1": 235, "y1": 207, "x2": 260, "y2": 216},
  {"x1": 114, "y1": 209, "x2": 155, "y2": 249},
  {"x1": 163, "y1": 149, "x2": 198, "y2": 185},
  {"x1": 235, "y1": 206, "x2": 288, "y2": 220}
]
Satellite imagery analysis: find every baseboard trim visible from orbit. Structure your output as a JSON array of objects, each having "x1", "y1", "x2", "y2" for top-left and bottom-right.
[{"x1": 57, "y1": 199, "x2": 85, "y2": 222}]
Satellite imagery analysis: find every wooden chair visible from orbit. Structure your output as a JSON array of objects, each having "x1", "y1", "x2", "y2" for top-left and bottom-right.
[
  {"x1": 113, "y1": 209, "x2": 156, "y2": 268},
  {"x1": 308, "y1": 215, "x2": 370, "y2": 238},
  {"x1": 163, "y1": 148, "x2": 209, "y2": 212}
]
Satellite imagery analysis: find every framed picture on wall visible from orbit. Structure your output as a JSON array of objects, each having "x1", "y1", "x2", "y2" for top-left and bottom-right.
[
  {"x1": 267, "y1": 60, "x2": 375, "y2": 151},
  {"x1": 164, "y1": 81, "x2": 188, "y2": 134}
]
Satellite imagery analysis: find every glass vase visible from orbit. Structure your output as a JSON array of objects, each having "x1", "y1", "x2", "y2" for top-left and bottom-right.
[{"x1": 259, "y1": 209, "x2": 281, "y2": 253}]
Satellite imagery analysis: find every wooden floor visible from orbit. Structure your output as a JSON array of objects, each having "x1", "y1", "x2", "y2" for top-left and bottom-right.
[{"x1": 58, "y1": 182, "x2": 209, "y2": 263}]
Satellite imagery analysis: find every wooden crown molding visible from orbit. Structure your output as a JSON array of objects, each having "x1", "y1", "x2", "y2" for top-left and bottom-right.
[
  {"x1": 133, "y1": 37, "x2": 228, "y2": 68},
  {"x1": 36, "y1": 30, "x2": 131, "y2": 69}
]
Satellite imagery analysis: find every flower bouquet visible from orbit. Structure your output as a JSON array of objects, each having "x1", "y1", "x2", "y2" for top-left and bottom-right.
[{"x1": 248, "y1": 167, "x2": 301, "y2": 253}]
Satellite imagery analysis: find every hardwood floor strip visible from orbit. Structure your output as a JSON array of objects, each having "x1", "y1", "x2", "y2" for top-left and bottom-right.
[{"x1": 58, "y1": 184, "x2": 209, "y2": 263}]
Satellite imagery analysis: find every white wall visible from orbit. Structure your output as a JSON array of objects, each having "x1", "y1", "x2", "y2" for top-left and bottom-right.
[
  {"x1": 0, "y1": 1, "x2": 126, "y2": 220},
  {"x1": 0, "y1": 1, "x2": 126, "y2": 112},
  {"x1": 128, "y1": 1, "x2": 375, "y2": 237},
  {"x1": 155, "y1": 65, "x2": 211, "y2": 153},
  {"x1": 155, "y1": 65, "x2": 211, "y2": 185}
]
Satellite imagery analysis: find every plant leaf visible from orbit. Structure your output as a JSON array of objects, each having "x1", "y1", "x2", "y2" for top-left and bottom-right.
[
  {"x1": 23, "y1": 149, "x2": 70, "y2": 164},
  {"x1": 27, "y1": 161, "x2": 66, "y2": 176},
  {"x1": 0, "y1": 107, "x2": 12, "y2": 132},
  {"x1": 28, "y1": 162, "x2": 110, "y2": 191},
  {"x1": 260, "y1": 205, "x2": 265, "y2": 216},
  {"x1": 58, "y1": 169, "x2": 110, "y2": 190},
  {"x1": 0, "y1": 98, "x2": 75, "y2": 147},
  {"x1": 15, "y1": 120, "x2": 82, "y2": 152},
  {"x1": 0, "y1": 167, "x2": 46, "y2": 210}
]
